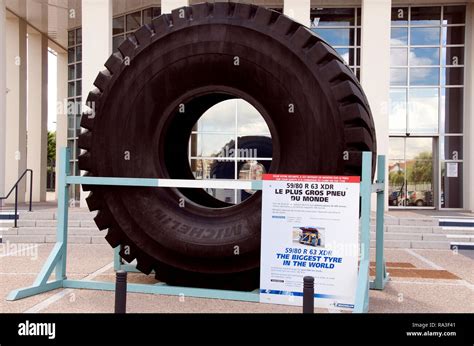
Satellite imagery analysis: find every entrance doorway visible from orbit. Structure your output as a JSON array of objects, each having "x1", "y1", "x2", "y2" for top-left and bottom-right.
[{"x1": 388, "y1": 137, "x2": 435, "y2": 208}]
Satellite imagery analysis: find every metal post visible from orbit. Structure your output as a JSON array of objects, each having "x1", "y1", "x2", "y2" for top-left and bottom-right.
[
  {"x1": 55, "y1": 149, "x2": 70, "y2": 281},
  {"x1": 374, "y1": 155, "x2": 387, "y2": 289},
  {"x1": 303, "y1": 276, "x2": 314, "y2": 314},
  {"x1": 14, "y1": 186, "x2": 18, "y2": 228},
  {"x1": 115, "y1": 270, "x2": 127, "y2": 313},
  {"x1": 29, "y1": 169, "x2": 33, "y2": 212}
]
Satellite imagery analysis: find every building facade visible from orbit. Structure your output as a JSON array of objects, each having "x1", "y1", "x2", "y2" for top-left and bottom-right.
[{"x1": 1, "y1": 0, "x2": 473, "y2": 211}]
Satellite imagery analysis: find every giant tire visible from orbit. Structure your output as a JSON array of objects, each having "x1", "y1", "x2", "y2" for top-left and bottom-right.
[{"x1": 78, "y1": 2, "x2": 376, "y2": 290}]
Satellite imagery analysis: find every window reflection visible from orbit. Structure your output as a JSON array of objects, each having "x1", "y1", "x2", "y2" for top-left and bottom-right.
[
  {"x1": 391, "y1": 48, "x2": 407, "y2": 66},
  {"x1": 410, "y1": 27, "x2": 440, "y2": 45},
  {"x1": 388, "y1": 138, "x2": 434, "y2": 207},
  {"x1": 410, "y1": 6, "x2": 441, "y2": 25},
  {"x1": 189, "y1": 99, "x2": 272, "y2": 205},
  {"x1": 390, "y1": 68, "x2": 407, "y2": 86},
  {"x1": 312, "y1": 28, "x2": 354, "y2": 46},
  {"x1": 408, "y1": 88, "x2": 438, "y2": 133},
  {"x1": 410, "y1": 68, "x2": 439, "y2": 85},
  {"x1": 389, "y1": 89, "x2": 407, "y2": 132},
  {"x1": 391, "y1": 27, "x2": 408, "y2": 45},
  {"x1": 409, "y1": 48, "x2": 439, "y2": 66}
]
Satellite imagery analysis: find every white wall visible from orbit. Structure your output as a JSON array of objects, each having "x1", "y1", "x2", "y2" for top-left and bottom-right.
[
  {"x1": 80, "y1": 0, "x2": 112, "y2": 208},
  {"x1": 360, "y1": 0, "x2": 391, "y2": 210},
  {"x1": 27, "y1": 30, "x2": 48, "y2": 202},
  {"x1": 5, "y1": 16, "x2": 27, "y2": 203},
  {"x1": 0, "y1": 0, "x2": 5, "y2": 204},
  {"x1": 284, "y1": 0, "x2": 311, "y2": 26},
  {"x1": 161, "y1": 0, "x2": 188, "y2": 14},
  {"x1": 465, "y1": 3, "x2": 474, "y2": 211}
]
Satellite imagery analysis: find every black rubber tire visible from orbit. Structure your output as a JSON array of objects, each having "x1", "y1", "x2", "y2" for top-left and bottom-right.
[{"x1": 78, "y1": 2, "x2": 376, "y2": 290}]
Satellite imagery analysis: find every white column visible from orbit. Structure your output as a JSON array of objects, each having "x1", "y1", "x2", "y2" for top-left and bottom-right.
[
  {"x1": 27, "y1": 30, "x2": 48, "y2": 202},
  {"x1": 5, "y1": 16, "x2": 27, "y2": 203},
  {"x1": 466, "y1": 4, "x2": 474, "y2": 211},
  {"x1": 283, "y1": 0, "x2": 310, "y2": 27},
  {"x1": 55, "y1": 50, "x2": 68, "y2": 199},
  {"x1": 0, "y1": 0, "x2": 5, "y2": 205},
  {"x1": 360, "y1": 0, "x2": 391, "y2": 210},
  {"x1": 80, "y1": 0, "x2": 112, "y2": 208},
  {"x1": 161, "y1": 0, "x2": 188, "y2": 14}
]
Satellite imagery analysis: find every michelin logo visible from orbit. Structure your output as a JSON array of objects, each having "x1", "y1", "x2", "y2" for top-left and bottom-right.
[{"x1": 18, "y1": 320, "x2": 56, "y2": 340}]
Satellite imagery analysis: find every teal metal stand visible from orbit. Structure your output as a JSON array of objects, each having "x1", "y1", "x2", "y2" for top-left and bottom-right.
[{"x1": 8, "y1": 148, "x2": 387, "y2": 312}]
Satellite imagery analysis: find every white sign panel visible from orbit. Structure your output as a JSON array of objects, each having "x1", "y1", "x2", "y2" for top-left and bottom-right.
[
  {"x1": 259, "y1": 174, "x2": 360, "y2": 310},
  {"x1": 446, "y1": 162, "x2": 458, "y2": 178}
]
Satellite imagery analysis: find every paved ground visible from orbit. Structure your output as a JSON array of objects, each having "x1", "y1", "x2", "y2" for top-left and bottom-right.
[{"x1": 0, "y1": 243, "x2": 473, "y2": 313}]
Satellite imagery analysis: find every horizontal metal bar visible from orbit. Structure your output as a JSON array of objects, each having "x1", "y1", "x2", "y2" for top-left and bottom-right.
[
  {"x1": 63, "y1": 279, "x2": 260, "y2": 302},
  {"x1": 66, "y1": 176, "x2": 264, "y2": 190}
]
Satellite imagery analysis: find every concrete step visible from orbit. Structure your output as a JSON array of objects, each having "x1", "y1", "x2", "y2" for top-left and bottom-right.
[
  {"x1": 16, "y1": 219, "x2": 97, "y2": 228},
  {"x1": 385, "y1": 225, "x2": 436, "y2": 233},
  {"x1": 12, "y1": 227, "x2": 99, "y2": 236},
  {"x1": 433, "y1": 227, "x2": 474, "y2": 235},
  {"x1": 370, "y1": 232, "x2": 422, "y2": 241},
  {"x1": 370, "y1": 239, "x2": 450, "y2": 249},
  {"x1": 2, "y1": 234, "x2": 108, "y2": 244},
  {"x1": 18, "y1": 210, "x2": 96, "y2": 220}
]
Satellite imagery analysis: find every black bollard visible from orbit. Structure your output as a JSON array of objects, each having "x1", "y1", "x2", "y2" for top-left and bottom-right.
[
  {"x1": 115, "y1": 270, "x2": 127, "y2": 313},
  {"x1": 303, "y1": 276, "x2": 314, "y2": 314}
]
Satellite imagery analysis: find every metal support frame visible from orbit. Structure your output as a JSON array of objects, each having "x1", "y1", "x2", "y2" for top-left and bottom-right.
[{"x1": 8, "y1": 148, "x2": 387, "y2": 312}]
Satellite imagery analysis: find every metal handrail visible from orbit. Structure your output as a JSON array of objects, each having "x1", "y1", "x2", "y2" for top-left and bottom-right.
[{"x1": 0, "y1": 169, "x2": 33, "y2": 227}]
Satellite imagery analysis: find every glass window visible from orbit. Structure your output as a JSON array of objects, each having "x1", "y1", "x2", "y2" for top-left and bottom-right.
[
  {"x1": 410, "y1": 67, "x2": 439, "y2": 85},
  {"x1": 68, "y1": 82, "x2": 75, "y2": 98},
  {"x1": 68, "y1": 65, "x2": 75, "y2": 80},
  {"x1": 443, "y1": 6, "x2": 466, "y2": 25},
  {"x1": 113, "y1": 35, "x2": 125, "y2": 52},
  {"x1": 442, "y1": 26, "x2": 465, "y2": 46},
  {"x1": 408, "y1": 88, "x2": 438, "y2": 133},
  {"x1": 409, "y1": 48, "x2": 439, "y2": 66},
  {"x1": 76, "y1": 63, "x2": 82, "y2": 79},
  {"x1": 75, "y1": 45, "x2": 82, "y2": 62},
  {"x1": 310, "y1": 8, "x2": 355, "y2": 26},
  {"x1": 152, "y1": 7, "x2": 161, "y2": 18},
  {"x1": 126, "y1": 11, "x2": 141, "y2": 32},
  {"x1": 67, "y1": 113, "x2": 75, "y2": 138},
  {"x1": 389, "y1": 138, "x2": 405, "y2": 160},
  {"x1": 335, "y1": 48, "x2": 351, "y2": 65},
  {"x1": 391, "y1": 48, "x2": 407, "y2": 66},
  {"x1": 410, "y1": 6, "x2": 441, "y2": 25},
  {"x1": 113, "y1": 16, "x2": 125, "y2": 35},
  {"x1": 441, "y1": 47, "x2": 464, "y2": 66},
  {"x1": 190, "y1": 133, "x2": 236, "y2": 158},
  {"x1": 76, "y1": 28, "x2": 82, "y2": 45},
  {"x1": 389, "y1": 89, "x2": 407, "y2": 132},
  {"x1": 68, "y1": 30, "x2": 75, "y2": 46},
  {"x1": 440, "y1": 88, "x2": 463, "y2": 134},
  {"x1": 390, "y1": 68, "x2": 407, "y2": 86},
  {"x1": 68, "y1": 48, "x2": 75, "y2": 63},
  {"x1": 143, "y1": 8, "x2": 153, "y2": 25},
  {"x1": 391, "y1": 27, "x2": 408, "y2": 46},
  {"x1": 76, "y1": 80, "x2": 82, "y2": 96},
  {"x1": 312, "y1": 28, "x2": 354, "y2": 46},
  {"x1": 391, "y1": 7, "x2": 408, "y2": 25},
  {"x1": 441, "y1": 67, "x2": 464, "y2": 86},
  {"x1": 410, "y1": 27, "x2": 440, "y2": 46}
]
